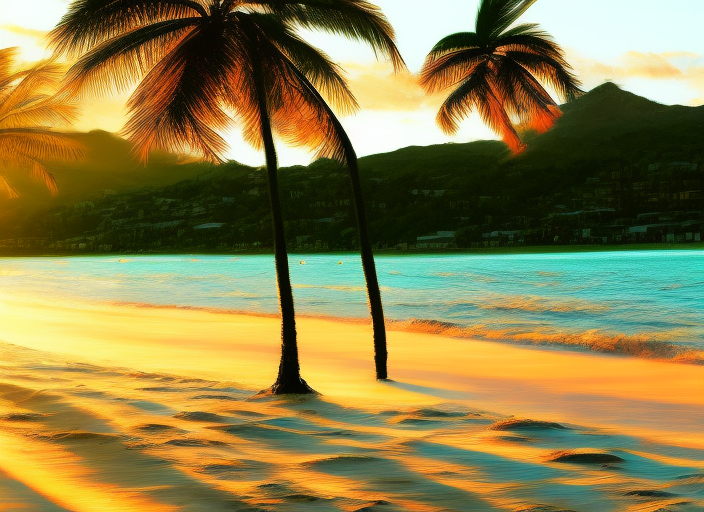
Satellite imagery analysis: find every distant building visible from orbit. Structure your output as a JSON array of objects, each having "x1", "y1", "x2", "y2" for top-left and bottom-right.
[{"x1": 416, "y1": 231, "x2": 456, "y2": 248}]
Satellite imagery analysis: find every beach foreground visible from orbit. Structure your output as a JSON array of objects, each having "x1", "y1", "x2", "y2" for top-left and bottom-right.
[{"x1": 1, "y1": 295, "x2": 703, "y2": 511}]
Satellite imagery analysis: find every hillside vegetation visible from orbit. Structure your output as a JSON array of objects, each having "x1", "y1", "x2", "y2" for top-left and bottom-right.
[{"x1": 1, "y1": 83, "x2": 702, "y2": 253}]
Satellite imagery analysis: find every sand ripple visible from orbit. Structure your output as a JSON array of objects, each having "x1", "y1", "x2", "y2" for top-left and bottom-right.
[{"x1": 1, "y1": 340, "x2": 703, "y2": 512}]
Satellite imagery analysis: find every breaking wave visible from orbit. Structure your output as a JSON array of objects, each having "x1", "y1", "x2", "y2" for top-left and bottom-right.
[
  {"x1": 387, "y1": 319, "x2": 704, "y2": 364},
  {"x1": 475, "y1": 295, "x2": 610, "y2": 314}
]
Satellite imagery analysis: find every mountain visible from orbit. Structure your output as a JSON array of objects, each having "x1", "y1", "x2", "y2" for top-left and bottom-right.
[
  {"x1": 0, "y1": 84, "x2": 702, "y2": 252},
  {"x1": 520, "y1": 81, "x2": 704, "y2": 161},
  {"x1": 0, "y1": 130, "x2": 211, "y2": 223}
]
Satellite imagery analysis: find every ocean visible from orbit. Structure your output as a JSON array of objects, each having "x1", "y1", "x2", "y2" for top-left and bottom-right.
[{"x1": 1, "y1": 250, "x2": 702, "y2": 361}]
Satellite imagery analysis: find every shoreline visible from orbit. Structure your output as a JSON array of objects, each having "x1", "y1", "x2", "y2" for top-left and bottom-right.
[
  {"x1": 1, "y1": 242, "x2": 703, "y2": 258},
  {"x1": 1, "y1": 295, "x2": 701, "y2": 434},
  {"x1": 112, "y1": 300, "x2": 704, "y2": 366}
]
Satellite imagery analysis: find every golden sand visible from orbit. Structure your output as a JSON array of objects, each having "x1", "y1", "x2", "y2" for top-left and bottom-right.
[{"x1": 1, "y1": 293, "x2": 703, "y2": 511}]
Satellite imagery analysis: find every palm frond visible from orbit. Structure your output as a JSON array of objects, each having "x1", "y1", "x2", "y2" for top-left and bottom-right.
[
  {"x1": 0, "y1": 62, "x2": 65, "y2": 119},
  {"x1": 420, "y1": 48, "x2": 486, "y2": 93},
  {"x1": 436, "y1": 61, "x2": 490, "y2": 134},
  {"x1": 30, "y1": 160, "x2": 60, "y2": 196},
  {"x1": 273, "y1": 51, "x2": 355, "y2": 164},
  {"x1": 496, "y1": 22, "x2": 540, "y2": 39},
  {"x1": 492, "y1": 0, "x2": 537, "y2": 38},
  {"x1": 0, "y1": 129, "x2": 85, "y2": 162},
  {"x1": 437, "y1": 61, "x2": 522, "y2": 152},
  {"x1": 0, "y1": 52, "x2": 83, "y2": 197},
  {"x1": 247, "y1": 12, "x2": 358, "y2": 115},
  {"x1": 0, "y1": 48, "x2": 19, "y2": 90},
  {"x1": 504, "y1": 50, "x2": 583, "y2": 101},
  {"x1": 478, "y1": 82, "x2": 523, "y2": 153},
  {"x1": 476, "y1": 0, "x2": 536, "y2": 41},
  {"x1": 61, "y1": 18, "x2": 200, "y2": 98},
  {"x1": 495, "y1": 28, "x2": 568, "y2": 61},
  {"x1": 122, "y1": 25, "x2": 234, "y2": 162},
  {"x1": 0, "y1": 173, "x2": 20, "y2": 198},
  {"x1": 494, "y1": 56, "x2": 560, "y2": 131},
  {"x1": 49, "y1": 0, "x2": 207, "y2": 57},
  {"x1": 0, "y1": 97, "x2": 79, "y2": 129},
  {"x1": 427, "y1": 32, "x2": 482, "y2": 58},
  {"x1": 255, "y1": 0, "x2": 406, "y2": 71}
]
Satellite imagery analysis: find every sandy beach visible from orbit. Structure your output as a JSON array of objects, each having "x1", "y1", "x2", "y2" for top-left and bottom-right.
[
  {"x1": 1, "y1": 291, "x2": 703, "y2": 512},
  {"x1": 0, "y1": 0, "x2": 702, "y2": 509}
]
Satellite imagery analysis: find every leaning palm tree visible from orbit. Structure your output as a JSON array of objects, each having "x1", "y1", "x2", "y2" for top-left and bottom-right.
[
  {"x1": 0, "y1": 48, "x2": 83, "y2": 198},
  {"x1": 50, "y1": 0, "x2": 402, "y2": 393},
  {"x1": 262, "y1": 2, "x2": 403, "y2": 381},
  {"x1": 420, "y1": 0, "x2": 582, "y2": 153}
]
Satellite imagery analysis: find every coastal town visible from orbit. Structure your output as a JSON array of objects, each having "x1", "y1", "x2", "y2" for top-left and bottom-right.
[{"x1": 1, "y1": 152, "x2": 700, "y2": 254}]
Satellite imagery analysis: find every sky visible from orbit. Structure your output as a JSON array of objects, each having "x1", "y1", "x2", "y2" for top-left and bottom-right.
[{"x1": 1, "y1": 0, "x2": 703, "y2": 167}]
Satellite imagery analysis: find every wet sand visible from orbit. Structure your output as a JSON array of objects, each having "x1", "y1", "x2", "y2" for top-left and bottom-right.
[{"x1": 1, "y1": 294, "x2": 703, "y2": 511}]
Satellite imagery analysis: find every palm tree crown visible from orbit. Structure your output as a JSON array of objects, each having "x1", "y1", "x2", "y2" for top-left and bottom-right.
[
  {"x1": 0, "y1": 48, "x2": 83, "y2": 198},
  {"x1": 420, "y1": 0, "x2": 582, "y2": 153},
  {"x1": 50, "y1": 0, "x2": 403, "y2": 164}
]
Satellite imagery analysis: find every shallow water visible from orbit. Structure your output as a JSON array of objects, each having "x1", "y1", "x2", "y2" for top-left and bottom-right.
[{"x1": 1, "y1": 250, "x2": 702, "y2": 358}]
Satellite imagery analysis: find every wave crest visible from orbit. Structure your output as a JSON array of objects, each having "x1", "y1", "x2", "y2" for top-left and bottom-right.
[{"x1": 388, "y1": 319, "x2": 704, "y2": 364}]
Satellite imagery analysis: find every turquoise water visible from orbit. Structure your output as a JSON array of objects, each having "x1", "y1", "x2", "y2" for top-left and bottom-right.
[{"x1": 1, "y1": 251, "x2": 702, "y2": 359}]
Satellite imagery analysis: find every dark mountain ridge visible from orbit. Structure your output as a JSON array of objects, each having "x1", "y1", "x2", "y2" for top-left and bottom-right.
[{"x1": 1, "y1": 83, "x2": 702, "y2": 252}]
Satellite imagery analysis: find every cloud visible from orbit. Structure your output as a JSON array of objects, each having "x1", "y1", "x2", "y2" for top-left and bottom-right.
[
  {"x1": 569, "y1": 50, "x2": 704, "y2": 106},
  {"x1": 341, "y1": 61, "x2": 445, "y2": 112},
  {"x1": 621, "y1": 51, "x2": 683, "y2": 79},
  {"x1": 0, "y1": 25, "x2": 52, "y2": 62},
  {"x1": 573, "y1": 51, "x2": 684, "y2": 81},
  {"x1": 0, "y1": 24, "x2": 48, "y2": 41},
  {"x1": 341, "y1": 51, "x2": 704, "y2": 113},
  {"x1": 660, "y1": 51, "x2": 701, "y2": 60}
]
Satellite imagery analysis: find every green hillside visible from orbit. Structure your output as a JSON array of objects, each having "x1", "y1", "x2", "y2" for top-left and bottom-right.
[{"x1": 0, "y1": 130, "x2": 211, "y2": 223}]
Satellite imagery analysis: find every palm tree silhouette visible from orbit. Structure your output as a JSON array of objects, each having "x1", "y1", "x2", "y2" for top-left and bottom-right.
[
  {"x1": 0, "y1": 48, "x2": 83, "y2": 198},
  {"x1": 420, "y1": 0, "x2": 582, "y2": 153},
  {"x1": 50, "y1": 0, "x2": 402, "y2": 393}
]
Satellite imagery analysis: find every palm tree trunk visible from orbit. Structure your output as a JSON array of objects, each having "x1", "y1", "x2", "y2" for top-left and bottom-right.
[
  {"x1": 251, "y1": 50, "x2": 389, "y2": 383},
  {"x1": 252, "y1": 64, "x2": 314, "y2": 395},
  {"x1": 348, "y1": 158, "x2": 388, "y2": 380}
]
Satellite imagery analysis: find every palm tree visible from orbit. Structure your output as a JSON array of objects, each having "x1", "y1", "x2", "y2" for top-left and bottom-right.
[
  {"x1": 420, "y1": 0, "x2": 582, "y2": 153},
  {"x1": 50, "y1": 0, "x2": 403, "y2": 393},
  {"x1": 0, "y1": 48, "x2": 83, "y2": 198}
]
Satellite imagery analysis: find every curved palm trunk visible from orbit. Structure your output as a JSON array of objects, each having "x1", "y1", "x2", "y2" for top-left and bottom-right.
[
  {"x1": 347, "y1": 159, "x2": 388, "y2": 380},
  {"x1": 258, "y1": 55, "x2": 389, "y2": 382},
  {"x1": 253, "y1": 66, "x2": 314, "y2": 395}
]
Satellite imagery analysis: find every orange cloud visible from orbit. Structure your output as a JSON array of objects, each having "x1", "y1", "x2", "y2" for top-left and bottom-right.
[
  {"x1": 622, "y1": 51, "x2": 682, "y2": 79},
  {"x1": 0, "y1": 24, "x2": 48, "y2": 41},
  {"x1": 574, "y1": 52, "x2": 685, "y2": 81},
  {"x1": 660, "y1": 51, "x2": 701, "y2": 59},
  {"x1": 341, "y1": 61, "x2": 444, "y2": 112},
  {"x1": 341, "y1": 51, "x2": 704, "y2": 112},
  {"x1": 570, "y1": 50, "x2": 704, "y2": 105}
]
